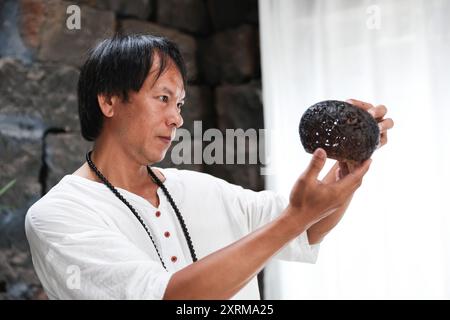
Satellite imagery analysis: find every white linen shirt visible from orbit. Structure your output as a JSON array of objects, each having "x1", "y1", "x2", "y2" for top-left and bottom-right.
[{"x1": 25, "y1": 168, "x2": 319, "y2": 300}]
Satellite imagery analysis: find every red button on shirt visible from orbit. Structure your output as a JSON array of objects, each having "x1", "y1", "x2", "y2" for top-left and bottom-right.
[
  {"x1": 164, "y1": 231, "x2": 170, "y2": 238},
  {"x1": 171, "y1": 256, "x2": 177, "y2": 263},
  {"x1": 155, "y1": 211, "x2": 161, "y2": 217}
]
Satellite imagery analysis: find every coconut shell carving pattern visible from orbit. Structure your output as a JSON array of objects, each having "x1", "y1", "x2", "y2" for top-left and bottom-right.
[{"x1": 299, "y1": 100, "x2": 380, "y2": 162}]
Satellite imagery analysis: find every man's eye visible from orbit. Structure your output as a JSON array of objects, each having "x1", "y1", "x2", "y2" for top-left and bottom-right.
[{"x1": 159, "y1": 96, "x2": 169, "y2": 103}]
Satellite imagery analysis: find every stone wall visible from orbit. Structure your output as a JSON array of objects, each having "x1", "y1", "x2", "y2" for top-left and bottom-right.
[{"x1": 0, "y1": 0, "x2": 264, "y2": 299}]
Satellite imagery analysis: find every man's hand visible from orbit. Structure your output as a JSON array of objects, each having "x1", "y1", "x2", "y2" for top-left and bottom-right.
[
  {"x1": 346, "y1": 99, "x2": 394, "y2": 150},
  {"x1": 285, "y1": 148, "x2": 372, "y2": 232},
  {"x1": 305, "y1": 99, "x2": 395, "y2": 244},
  {"x1": 336, "y1": 99, "x2": 394, "y2": 177}
]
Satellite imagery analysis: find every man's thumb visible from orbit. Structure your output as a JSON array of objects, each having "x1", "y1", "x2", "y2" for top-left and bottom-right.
[{"x1": 304, "y1": 148, "x2": 327, "y2": 180}]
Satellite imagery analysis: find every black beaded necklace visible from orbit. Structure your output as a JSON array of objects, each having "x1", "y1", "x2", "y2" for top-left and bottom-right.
[{"x1": 85, "y1": 151, "x2": 198, "y2": 270}]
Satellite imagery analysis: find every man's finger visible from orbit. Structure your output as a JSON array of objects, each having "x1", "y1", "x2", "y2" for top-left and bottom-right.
[
  {"x1": 378, "y1": 118, "x2": 394, "y2": 132},
  {"x1": 371, "y1": 105, "x2": 387, "y2": 119},
  {"x1": 335, "y1": 158, "x2": 372, "y2": 193},
  {"x1": 346, "y1": 99, "x2": 373, "y2": 111},
  {"x1": 322, "y1": 161, "x2": 339, "y2": 184},
  {"x1": 346, "y1": 99, "x2": 389, "y2": 119},
  {"x1": 339, "y1": 162, "x2": 350, "y2": 177},
  {"x1": 335, "y1": 167, "x2": 341, "y2": 181},
  {"x1": 304, "y1": 148, "x2": 327, "y2": 180}
]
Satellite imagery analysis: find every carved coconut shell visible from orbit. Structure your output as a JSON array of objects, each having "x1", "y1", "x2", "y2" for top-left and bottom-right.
[{"x1": 299, "y1": 100, "x2": 380, "y2": 163}]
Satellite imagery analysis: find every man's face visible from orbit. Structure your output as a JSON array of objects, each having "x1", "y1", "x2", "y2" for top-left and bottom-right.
[{"x1": 110, "y1": 54, "x2": 185, "y2": 164}]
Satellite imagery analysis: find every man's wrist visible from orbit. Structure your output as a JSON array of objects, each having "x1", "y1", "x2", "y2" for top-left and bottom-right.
[{"x1": 279, "y1": 205, "x2": 313, "y2": 239}]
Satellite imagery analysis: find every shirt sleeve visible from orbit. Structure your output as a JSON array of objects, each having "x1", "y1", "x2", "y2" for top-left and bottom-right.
[
  {"x1": 214, "y1": 178, "x2": 320, "y2": 264},
  {"x1": 25, "y1": 202, "x2": 174, "y2": 300}
]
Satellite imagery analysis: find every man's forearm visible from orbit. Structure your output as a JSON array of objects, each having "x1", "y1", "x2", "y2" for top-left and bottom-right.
[
  {"x1": 307, "y1": 195, "x2": 353, "y2": 244},
  {"x1": 163, "y1": 208, "x2": 308, "y2": 300}
]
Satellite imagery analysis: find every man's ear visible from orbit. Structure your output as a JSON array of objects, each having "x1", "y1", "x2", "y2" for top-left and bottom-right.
[{"x1": 97, "y1": 94, "x2": 118, "y2": 118}]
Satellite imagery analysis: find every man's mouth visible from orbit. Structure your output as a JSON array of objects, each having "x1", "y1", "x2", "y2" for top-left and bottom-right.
[{"x1": 158, "y1": 136, "x2": 172, "y2": 144}]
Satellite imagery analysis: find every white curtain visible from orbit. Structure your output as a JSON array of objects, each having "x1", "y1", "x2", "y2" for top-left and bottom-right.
[{"x1": 259, "y1": 0, "x2": 450, "y2": 299}]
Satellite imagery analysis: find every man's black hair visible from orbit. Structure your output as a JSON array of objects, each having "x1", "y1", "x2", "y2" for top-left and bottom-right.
[{"x1": 77, "y1": 34, "x2": 187, "y2": 141}]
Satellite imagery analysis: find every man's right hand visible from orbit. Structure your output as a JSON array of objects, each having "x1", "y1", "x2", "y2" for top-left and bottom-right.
[{"x1": 285, "y1": 148, "x2": 372, "y2": 231}]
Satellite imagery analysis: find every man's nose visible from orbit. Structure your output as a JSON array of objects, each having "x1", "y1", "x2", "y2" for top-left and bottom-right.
[{"x1": 166, "y1": 104, "x2": 183, "y2": 128}]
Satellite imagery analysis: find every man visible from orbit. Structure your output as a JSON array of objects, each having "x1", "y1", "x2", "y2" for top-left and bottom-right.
[{"x1": 25, "y1": 34, "x2": 394, "y2": 299}]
